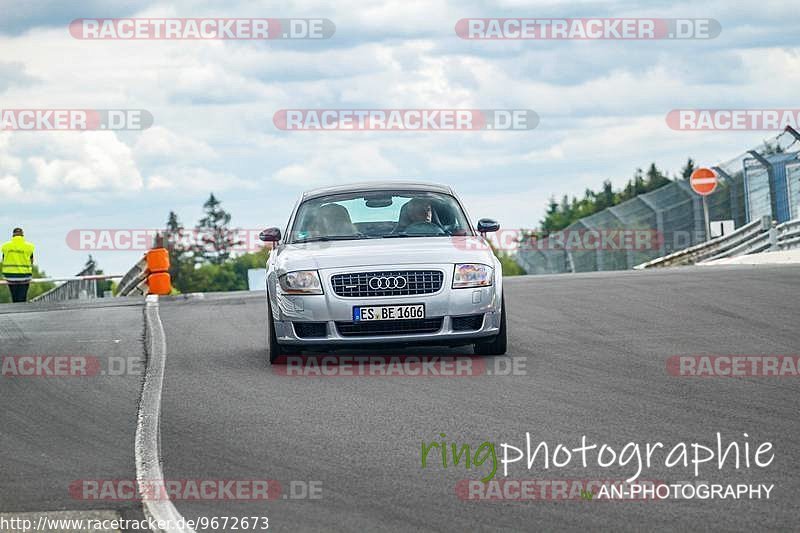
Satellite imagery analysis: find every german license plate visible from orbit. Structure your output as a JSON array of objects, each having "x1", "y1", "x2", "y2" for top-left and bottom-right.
[{"x1": 353, "y1": 304, "x2": 425, "y2": 321}]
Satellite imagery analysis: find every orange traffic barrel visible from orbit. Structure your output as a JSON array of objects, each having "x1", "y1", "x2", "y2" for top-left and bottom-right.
[
  {"x1": 148, "y1": 272, "x2": 172, "y2": 295},
  {"x1": 146, "y1": 248, "x2": 170, "y2": 273}
]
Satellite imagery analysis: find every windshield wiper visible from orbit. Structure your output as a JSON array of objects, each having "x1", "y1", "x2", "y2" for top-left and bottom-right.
[
  {"x1": 293, "y1": 235, "x2": 366, "y2": 243},
  {"x1": 383, "y1": 232, "x2": 447, "y2": 238}
]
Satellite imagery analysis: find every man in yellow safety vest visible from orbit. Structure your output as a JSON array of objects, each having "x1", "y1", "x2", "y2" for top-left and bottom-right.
[{"x1": 2, "y1": 228, "x2": 36, "y2": 303}]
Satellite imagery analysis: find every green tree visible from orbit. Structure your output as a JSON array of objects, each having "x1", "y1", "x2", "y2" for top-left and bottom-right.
[
  {"x1": 160, "y1": 198, "x2": 267, "y2": 294},
  {"x1": 496, "y1": 253, "x2": 525, "y2": 276},
  {"x1": 681, "y1": 158, "x2": 696, "y2": 180},
  {"x1": 762, "y1": 141, "x2": 784, "y2": 154},
  {"x1": 596, "y1": 180, "x2": 615, "y2": 210},
  {"x1": 177, "y1": 249, "x2": 270, "y2": 293},
  {"x1": 645, "y1": 162, "x2": 670, "y2": 190},
  {"x1": 488, "y1": 242, "x2": 525, "y2": 276},
  {"x1": 539, "y1": 161, "x2": 679, "y2": 232},
  {"x1": 157, "y1": 211, "x2": 194, "y2": 291},
  {"x1": 194, "y1": 193, "x2": 241, "y2": 265}
]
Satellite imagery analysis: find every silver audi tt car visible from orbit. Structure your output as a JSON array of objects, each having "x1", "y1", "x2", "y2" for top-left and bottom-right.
[{"x1": 259, "y1": 181, "x2": 506, "y2": 363}]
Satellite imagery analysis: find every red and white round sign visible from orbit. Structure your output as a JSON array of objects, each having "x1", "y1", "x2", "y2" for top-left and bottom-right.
[{"x1": 690, "y1": 168, "x2": 718, "y2": 196}]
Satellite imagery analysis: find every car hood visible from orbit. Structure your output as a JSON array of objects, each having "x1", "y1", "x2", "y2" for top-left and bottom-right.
[{"x1": 273, "y1": 236, "x2": 496, "y2": 271}]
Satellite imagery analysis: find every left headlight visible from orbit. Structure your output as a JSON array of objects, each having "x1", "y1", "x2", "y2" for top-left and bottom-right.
[
  {"x1": 279, "y1": 270, "x2": 323, "y2": 294},
  {"x1": 452, "y1": 263, "x2": 493, "y2": 289}
]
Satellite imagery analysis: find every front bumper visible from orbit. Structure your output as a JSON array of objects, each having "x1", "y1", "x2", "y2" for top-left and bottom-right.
[{"x1": 270, "y1": 264, "x2": 502, "y2": 346}]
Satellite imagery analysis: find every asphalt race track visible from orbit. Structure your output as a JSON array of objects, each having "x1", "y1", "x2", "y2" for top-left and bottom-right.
[
  {"x1": 0, "y1": 299, "x2": 146, "y2": 523},
  {"x1": 2, "y1": 265, "x2": 798, "y2": 532}
]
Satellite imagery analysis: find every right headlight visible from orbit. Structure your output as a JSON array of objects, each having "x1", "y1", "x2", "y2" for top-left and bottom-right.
[
  {"x1": 279, "y1": 270, "x2": 323, "y2": 294},
  {"x1": 452, "y1": 263, "x2": 493, "y2": 289}
]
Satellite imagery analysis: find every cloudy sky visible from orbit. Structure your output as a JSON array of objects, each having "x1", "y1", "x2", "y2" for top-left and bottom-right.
[{"x1": 1, "y1": 0, "x2": 798, "y2": 276}]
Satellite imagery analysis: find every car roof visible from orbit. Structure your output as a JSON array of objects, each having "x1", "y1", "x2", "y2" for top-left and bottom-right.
[{"x1": 301, "y1": 181, "x2": 454, "y2": 201}]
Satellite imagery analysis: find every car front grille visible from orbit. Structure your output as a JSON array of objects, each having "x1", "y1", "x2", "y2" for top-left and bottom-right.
[
  {"x1": 335, "y1": 318, "x2": 444, "y2": 337},
  {"x1": 331, "y1": 270, "x2": 444, "y2": 298},
  {"x1": 451, "y1": 314, "x2": 484, "y2": 331}
]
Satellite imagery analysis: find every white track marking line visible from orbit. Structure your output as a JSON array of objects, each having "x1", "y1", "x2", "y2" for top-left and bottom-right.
[{"x1": 138, "y1": 295, "x2": 196, "y2": 533}]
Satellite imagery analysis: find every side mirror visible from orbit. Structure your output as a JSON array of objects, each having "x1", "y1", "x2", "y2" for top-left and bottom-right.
[
  {"x1": 259, "y1": 227, "x2": 282, "y2": 242},
  {"x1": 477, "y1": 218, "x2": 500, "y2": 233}
]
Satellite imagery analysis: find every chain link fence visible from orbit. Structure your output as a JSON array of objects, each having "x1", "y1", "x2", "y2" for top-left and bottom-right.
[{"x1": 518, "y1": 129, "x2": 800, "y2": 274}]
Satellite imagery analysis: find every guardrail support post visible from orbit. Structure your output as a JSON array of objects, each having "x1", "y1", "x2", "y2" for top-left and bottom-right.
[{"x1": 769, "y1": 221, "x2": 778, "y2": 251}]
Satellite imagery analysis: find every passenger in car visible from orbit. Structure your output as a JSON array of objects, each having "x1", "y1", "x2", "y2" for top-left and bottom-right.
[{"x1": 316, "y1": 204, "x2": 358, "y2": 236}]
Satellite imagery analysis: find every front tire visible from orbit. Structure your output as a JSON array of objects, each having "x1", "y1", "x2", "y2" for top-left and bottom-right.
[{"x1": 474, "y1": 296, "x2": 507, "y2": 356}]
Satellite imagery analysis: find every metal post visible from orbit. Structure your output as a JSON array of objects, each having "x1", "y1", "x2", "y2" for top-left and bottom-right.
[
  {"x1": 655, "y1": 210, "x2": 666, "y2": 255},
  {"x1": 712, "y1": 166, "x2": 740, "y2": 227},
  {"x1": 692, "y1": 194, "x2": 704, "y2": 244},
  {"x1": 769, "y1": 222, "x2": 778, "y2": 251},
  {"x1": 637, "y1": 194, "x2": 666, "y2": 256},
  {"x1": 702, "y1": 196, "x2": 711, "y2": 241},
  {"x1": 748, "y1": 150, "x2": 777, "y2": 223},
  {"x1": 785, "y1": 125, "x2": 800, "y2": 143}
]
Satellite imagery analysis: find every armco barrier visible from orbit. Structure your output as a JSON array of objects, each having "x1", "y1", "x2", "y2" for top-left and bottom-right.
[
  {"x1": 115, "y1": 248, "x2": 172, "y2": 296},
  {"x1": 30, "y1": 260, "x2": 98, "y2": 302},
  {"x1": 774, "y1": 218, "x2": 800, "y2": 250},
  {"x1": 115, "y1": 256, "x2": 149, "y2": 296},
  {"x1": 701, "y1": 217, "x2": 800, "y2": 261},
  {"x1": 634, "y1": 215, "x2": 800, "y2": 268},
  {"x1": 634, "y1": 216, "x2": 771, "y2": 269}
]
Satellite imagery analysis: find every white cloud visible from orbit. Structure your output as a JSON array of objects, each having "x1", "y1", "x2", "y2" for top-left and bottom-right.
[
  {"x1": 272, "y1": 144, "x2": 399, "y2": 187},
  {"x1": 133, "y1": 125, "x2": 217, "y2": 163},
  {"x1": 0, "y1": 134, "x2": 23, "y2": 174},
  {"x1": 0, "y1": 174, "x2": 22, "y2": 194},
  {"x1": 27, "y1": 132, "x2": 142, "y2": 191},
  {"x1": 145, "y1": 165, "x2": 255, "y2": 191}
]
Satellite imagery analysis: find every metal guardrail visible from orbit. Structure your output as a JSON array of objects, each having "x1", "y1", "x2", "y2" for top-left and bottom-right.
[
  {"x1": 634, "y1": 216, "x2": 772, "y2": 269},
  {"x1": 701, "y1": 231, "x2": 771, "y2": 262},
  {"x1": 115, "y1": 256, "x2": 149, "y2": 296},
  {"x1": 0, "y1": 274, "x2": 122, "y2": 286},
  {"x1": 31, "y1": 261, "x2": 98, "y2": 302},
  {"x1": 635, "y1": 215, "x2": 800, "y2": 268},
  {"x1": 774, "y1": 219, "x2": 800, "y2": 250},
  {"x1": 5, "y1": 249, "x2": 160, "y2": 302},
  {"x1": 701, "y1": 217, "x2": 800, "y2": 261},
  {"x1": 20, "y1": 251, "x2": 159, "y2": 301}
]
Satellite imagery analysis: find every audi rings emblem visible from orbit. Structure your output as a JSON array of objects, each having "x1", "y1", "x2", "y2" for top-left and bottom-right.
[{"x1": 368, "y1": 276, "x2": 407, "y2": 290}]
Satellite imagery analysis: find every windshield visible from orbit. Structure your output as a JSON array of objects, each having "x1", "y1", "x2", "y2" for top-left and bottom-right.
[{"x1": 288, "y1": 190, "x2": 474, "y2": 243}]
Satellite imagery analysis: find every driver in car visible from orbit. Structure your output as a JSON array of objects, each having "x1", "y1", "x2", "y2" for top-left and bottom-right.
[
  {"x1": 398, "y1": 198, "x2": 448, "y2": 235},
  {"x1": 407, "y1": 199, "x2": 432, "y2": 224}
]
